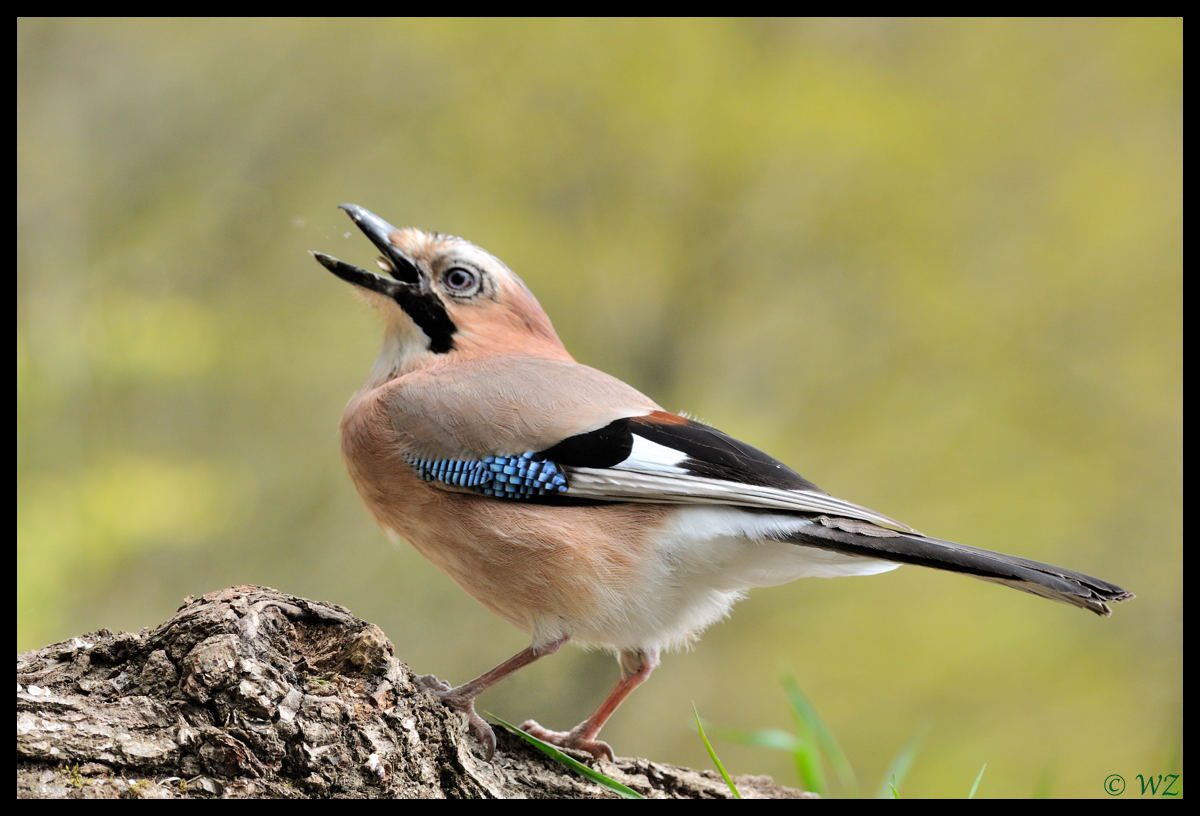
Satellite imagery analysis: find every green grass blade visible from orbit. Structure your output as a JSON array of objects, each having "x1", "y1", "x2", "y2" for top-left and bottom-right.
[
  {"x1": 967, "y1": 762, "x2": 987, "y2": 799},
  {"x1": 781, "y1": 675, "x2": 857, "y2": 794},
  {"x1": 693, "y1": 704, "x2": 742, "y2": 798},
  {"x1": 791, "y1": 741, "x2": 826, "y2": 796},
  {"x1": 710, "y1": 726, "x2": 804, "y2": 753},
  {"x1": 709, "y1": 722, "x2": 823, "y2": 794},
  {"x1": 487, "y1": 713, "x2": 645, "y2": 799},
  {"x1": 873, "y1": 724, "x2": 927, "y2": 799},
  {"x1": 1033, "y1": 763, "x2": 1056, "y2": 799}
]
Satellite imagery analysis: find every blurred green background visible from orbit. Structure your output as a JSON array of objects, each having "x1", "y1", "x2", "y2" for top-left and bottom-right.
[{"x1": 18, "y1": 18, "x2": 1180, "y2": 798}]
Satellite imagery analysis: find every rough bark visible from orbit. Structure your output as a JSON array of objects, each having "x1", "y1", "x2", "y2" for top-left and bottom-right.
[{"x1": 17, "y1": 586, "x2": 812, "y2": 799}]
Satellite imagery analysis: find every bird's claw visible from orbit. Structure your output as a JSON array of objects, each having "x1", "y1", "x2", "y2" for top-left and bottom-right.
[
  {"x1": 461, "y1": 705, "x2": 498, "y2": 759},
  {"x1": 521, "y1": 719, "x2": 615, "y2": 762},
  {"x1": 416, "y1": 674, "x2": 498, "y2": 759}
]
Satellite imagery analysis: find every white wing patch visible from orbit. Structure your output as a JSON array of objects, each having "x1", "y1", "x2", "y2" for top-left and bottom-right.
[
  {"x1": 616, "y1": 433, "x2": 690, "y2": 475},
  {"x1": 564, "y1": 466, "x2": 920, "y2": 534}
]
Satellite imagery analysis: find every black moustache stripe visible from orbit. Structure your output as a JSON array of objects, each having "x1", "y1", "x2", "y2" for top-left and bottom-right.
[{"x1": 396, "y1": 289, "x2": 457, "y2": 353}]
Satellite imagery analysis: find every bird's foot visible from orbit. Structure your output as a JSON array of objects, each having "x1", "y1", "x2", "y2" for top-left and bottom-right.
[
  {"x1": 520, "y1": 719, "x2": 615, "y2": 762},
  {"x1": 416, "y1": 674, "x2": 496, "y2": 759}
]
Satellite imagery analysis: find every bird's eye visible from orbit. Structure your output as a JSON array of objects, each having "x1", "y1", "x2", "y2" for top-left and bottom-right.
[{"x1": 443, "y1": 267, "x2": 479, "y2": 294}]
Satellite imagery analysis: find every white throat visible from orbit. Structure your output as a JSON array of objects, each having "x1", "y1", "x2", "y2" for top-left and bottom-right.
[{"x1": 367, "y1": 310, "x2": 434, "y2": 385}]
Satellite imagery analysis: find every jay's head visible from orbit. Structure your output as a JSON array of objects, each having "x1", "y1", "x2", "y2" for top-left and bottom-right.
[{"x1": 313, "y1": 204, "x2": 568, "y2": 378}]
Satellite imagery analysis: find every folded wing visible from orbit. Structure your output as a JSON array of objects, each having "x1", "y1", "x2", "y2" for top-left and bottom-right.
[{"x1": 541, "y1": 410, "x2": 920, "y2": 533}]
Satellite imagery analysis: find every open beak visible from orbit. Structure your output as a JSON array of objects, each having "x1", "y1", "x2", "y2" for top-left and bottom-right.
[{"x1": 312, "y1": 203, "x2": 426, "y2": 296}]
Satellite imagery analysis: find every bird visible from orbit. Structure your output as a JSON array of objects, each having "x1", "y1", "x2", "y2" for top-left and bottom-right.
[{"x1": 312, "y1": 203, "x2": 1132, "y2": 761}]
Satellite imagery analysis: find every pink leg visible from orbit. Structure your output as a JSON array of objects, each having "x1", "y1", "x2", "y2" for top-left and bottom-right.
[
  {"x1": 522, "y1": 647, "x2": 660, "y2": 761},
  {"x1": 418, "y1": 634, "x2": 568, "y2": 759}
]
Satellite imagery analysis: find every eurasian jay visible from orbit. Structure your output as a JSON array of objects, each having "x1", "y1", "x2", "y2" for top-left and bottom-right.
[{"x1": 313, "y1": 204, "x2": 1131, "y2": 761}]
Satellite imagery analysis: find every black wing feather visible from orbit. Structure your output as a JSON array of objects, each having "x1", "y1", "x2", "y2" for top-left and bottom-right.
[
  {"x1": 538, "y1": 413, "x2": 823, "y2": 493},
  {"x1": 629, "y1": 415, "x2": 823, "y2": 492},
  {"x1": 537, "y1": 419, "x2": 633, "y2": 468}
]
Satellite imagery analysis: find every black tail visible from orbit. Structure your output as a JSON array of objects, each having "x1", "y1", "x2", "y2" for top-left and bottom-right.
[{"x1": 786, "y1": 522, "x2": 1133, "y2": 616}]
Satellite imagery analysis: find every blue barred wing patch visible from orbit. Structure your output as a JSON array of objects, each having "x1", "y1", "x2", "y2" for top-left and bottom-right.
[{"x1": 406, "y1": 451, "x2": 569, "y2": 500}]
